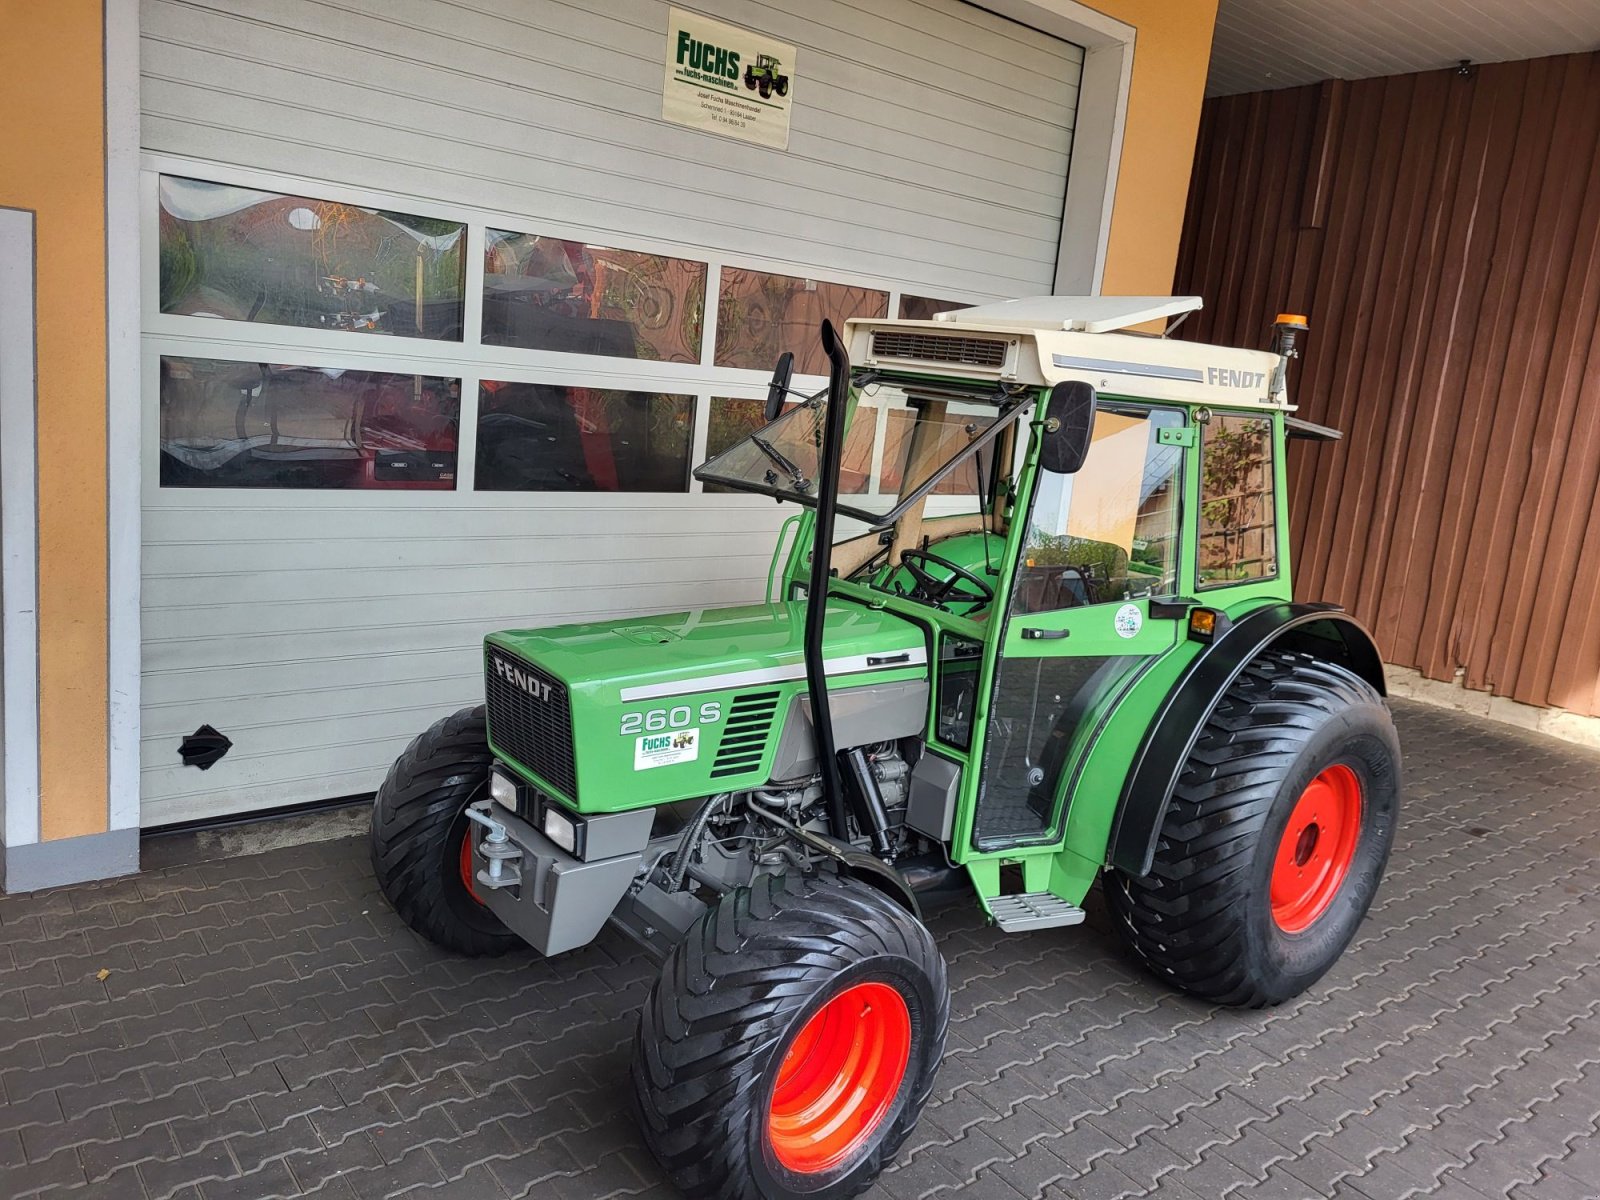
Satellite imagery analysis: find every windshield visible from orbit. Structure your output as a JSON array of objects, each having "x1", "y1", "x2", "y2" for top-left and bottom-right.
[{"x1": 695, "y1": 379, "x2": 1026, "y2": 525}]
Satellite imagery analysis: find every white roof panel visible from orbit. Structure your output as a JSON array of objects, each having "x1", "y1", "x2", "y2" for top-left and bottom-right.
[{"x1": 934, "y1": 295, "x2": 1203, "y2": 334}]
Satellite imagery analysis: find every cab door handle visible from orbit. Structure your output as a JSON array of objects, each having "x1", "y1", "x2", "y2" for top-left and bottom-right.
[{"x1": 1020, "y1": 627, "x2": 1070, "y2": 640}]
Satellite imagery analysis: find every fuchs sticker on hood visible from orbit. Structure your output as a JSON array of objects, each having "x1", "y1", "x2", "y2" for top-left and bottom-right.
[{"x1": 636, "y1": 729, "x2": 700, "y2": 770}]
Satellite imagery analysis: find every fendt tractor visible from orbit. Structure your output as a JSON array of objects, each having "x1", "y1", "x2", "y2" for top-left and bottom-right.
[{"x1": 371, "y1": 296, "x2": 1402, "y2": 1199}]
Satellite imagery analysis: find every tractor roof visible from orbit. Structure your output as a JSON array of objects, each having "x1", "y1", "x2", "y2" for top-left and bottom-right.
[{"x1": 846, "y1": 295, "x2": 1292, "y2": 412}]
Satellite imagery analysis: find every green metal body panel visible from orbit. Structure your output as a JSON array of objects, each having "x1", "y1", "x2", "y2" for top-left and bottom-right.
[
  {"x1": 485, "y1": 375, "x2": 1303, "y2": 916},
  {"x1": 486, "y1": 600, "x2": 925, "y2": 813}
]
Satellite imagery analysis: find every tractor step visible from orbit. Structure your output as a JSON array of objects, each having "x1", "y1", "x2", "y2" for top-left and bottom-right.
[{"x1": 986, "y1": 892, "x2": 1087, "y2": 933}]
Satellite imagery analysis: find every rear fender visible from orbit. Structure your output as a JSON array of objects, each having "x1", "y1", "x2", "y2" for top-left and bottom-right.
[{"x1": 1107, "y1": 604, "x2": 1385, "y2": 877}]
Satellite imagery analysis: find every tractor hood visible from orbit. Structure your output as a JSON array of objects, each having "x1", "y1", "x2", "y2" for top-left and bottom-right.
[
  {"x1": 483, "y1": 600, "x2": 930, "y2": 811},
  {"x1": 488, "y1": 598, "x2": 926, "y2": 701}
]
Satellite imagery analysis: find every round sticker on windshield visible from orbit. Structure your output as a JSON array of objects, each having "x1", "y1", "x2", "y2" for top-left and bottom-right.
[{"x1": 1114, "y1": 603, "x2": 1142, "y2": 639}]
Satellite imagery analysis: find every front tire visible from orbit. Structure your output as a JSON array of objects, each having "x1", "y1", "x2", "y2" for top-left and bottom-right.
[
  {"x1": 370, "y1": 706, "x2": 519, "y2": 957},
  {"x1": 633, "y1": 871, "x2": 948, "y2": 1199},
  {"x1": 1108, "y1": 652, "x2": 1401, "y2": 1007}
]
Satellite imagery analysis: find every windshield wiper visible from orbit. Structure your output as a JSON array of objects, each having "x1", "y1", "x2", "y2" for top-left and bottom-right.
[{"x1": 751, "y1": 434, "x2": 810, "y2": 493}]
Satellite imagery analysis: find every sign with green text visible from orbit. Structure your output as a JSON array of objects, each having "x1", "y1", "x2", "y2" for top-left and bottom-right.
[{"x1": 662, "y1": 7, "x2": 795, "y2": 149}]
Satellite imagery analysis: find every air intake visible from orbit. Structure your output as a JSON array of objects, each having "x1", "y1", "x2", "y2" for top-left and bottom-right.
[
  {"x1": 711, "y1": 690, "x2": 782, "y2": 779},
  {"x1": 870, "y1": 330, "x2": 1007, "y2": 369}
]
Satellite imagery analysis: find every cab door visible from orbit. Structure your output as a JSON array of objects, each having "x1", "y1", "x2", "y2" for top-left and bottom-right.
[{"x1": 971, "y1": 404, "x2": 1189, "y2": 850}]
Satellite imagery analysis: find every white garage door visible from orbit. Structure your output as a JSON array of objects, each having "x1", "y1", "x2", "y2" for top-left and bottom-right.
[{"x1": 138, "y1": 0, "x2": 1085, "y2": 824}]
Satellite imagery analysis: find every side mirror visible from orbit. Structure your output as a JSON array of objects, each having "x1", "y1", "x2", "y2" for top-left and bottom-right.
[
  {"x1": 1040, "y1": 381, "x2": 1096, "y2": 474},
  {"x1": 764, "y1": 351, "x2": 795, "y2": 422}
]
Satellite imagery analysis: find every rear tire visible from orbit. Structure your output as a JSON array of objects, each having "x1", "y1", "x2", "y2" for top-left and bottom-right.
[
  {"x1": 633, "y1": 871, "x2": 948, "y2": 1199},
  {"x1": 370, "y1": 706, "x2": 519, "y2": 957},
  {"x1": 1108, "y1": 652, "x2": 1400, "y2": 1007}
]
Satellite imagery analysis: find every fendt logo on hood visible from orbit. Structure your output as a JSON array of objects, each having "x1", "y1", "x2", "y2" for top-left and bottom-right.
[{"x1": 493, "y1": 656, "x2": 553, "y2": 702}]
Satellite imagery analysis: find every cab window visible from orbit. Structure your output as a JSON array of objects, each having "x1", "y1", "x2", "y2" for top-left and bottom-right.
[
  {"x1": 1012, "y1": 407, "x2": 1184, "y2": 616},
  {"x1": 1198, "y1": 414, "x2": 1278, "y2": 587}
]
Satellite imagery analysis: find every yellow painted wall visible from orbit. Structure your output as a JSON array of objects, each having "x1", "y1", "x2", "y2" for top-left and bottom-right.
[
  {"x1": 1087, "y1": 0, "x2": 1220, "y2": 296},
  {"x1": 0, "y1": 0, "x2": 109, "y2": 840}
]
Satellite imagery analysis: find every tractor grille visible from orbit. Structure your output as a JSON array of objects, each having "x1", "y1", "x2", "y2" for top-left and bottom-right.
[
  {"x1": 711, "y1": 690, "x2": 783, "y2": 779},
  {"x1": 870, "y1": 330, "x2": 1007, "y2": 369},
  {"x1": 485, "y1": 646, "x2": 578, "y2": 800}
]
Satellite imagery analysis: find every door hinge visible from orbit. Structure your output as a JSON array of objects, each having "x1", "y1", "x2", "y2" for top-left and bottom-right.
[{"x1": 1158, "y1": 426, "x2": 1197, "y2": 448}]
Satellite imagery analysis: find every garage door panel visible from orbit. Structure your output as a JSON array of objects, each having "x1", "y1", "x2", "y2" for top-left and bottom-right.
[
  {"x1": 148, "y1": 54, "x2": 1071, "y2": 236},
  {"x1": 142, "y1": 675, "x2": 494, "y2": 740},
  {"x1": 140, "y1": 760, "x2": 414, "y2": 826},
  {"x1": 149, "y1": 41, "x2": 1072, "y2": 214},
  {"x1": 143, "y1": 0, "x2": 1078, "y2": 295},
  {"x1": 144, "y1": 567, "x2": 773, "y2": 642},
  {"x1": 143, "y1": 87, "x2": 1065, "y2": 278},
  {"x1": 142, "y1": 531, "x2": 781, "y2": 578},
  {"x1": 143, "y1": 75, "x2": 1065, "y2": 259},
  {"x1": 142, "y1": 501, "x2": 787, "y2": 541}
]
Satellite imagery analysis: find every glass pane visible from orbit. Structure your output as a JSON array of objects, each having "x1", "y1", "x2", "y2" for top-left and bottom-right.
[
  {"x1": 160, "y1": 357, "x2": 459, "y2": 489},
  {"x1": 483, "y1": 231, "x2": 706, "y2": 362},
  {"x1": 937, "y1": 635, "x2": 984, "y2": 750},
  {"x1": 697, "y1": 383, "x2": 1012, "y2": 517},
  {"x1": 158, "y1": 176, "x2": 465, "y2": 340},
  {"x1": 1199, "y1": 414, "x2": 1278, "y2": 587},
  {"x1": 880, "y1": 408, "x2": 988, "y2": 497},
  {"x1": 714, "y1": 267, "x2": 888, "y2": 374},
  {"x1": 898, "y1": 294, "x2": 972, "y2": 321},
  {"x1": 476, "y1": 383, "x2": 693, "y2": 492},
  {"x1": 1014, "y1": 409, "x2": 1184, "y2": 615},
  {"x1": 976, "y1": 654, "x2": 1137, "y2": 845}
]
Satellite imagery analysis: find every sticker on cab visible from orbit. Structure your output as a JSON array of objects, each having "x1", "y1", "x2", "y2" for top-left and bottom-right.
[
  {"x1": 1114, "y1": 603, "x2": 1143, "y2": 639},
  {"x1": 636, "y1": 728, "x2": 700, "y2": 770}
]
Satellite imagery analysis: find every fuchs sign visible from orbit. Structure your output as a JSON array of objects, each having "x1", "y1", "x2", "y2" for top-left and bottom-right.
[{"x1": 662, "y1": 7, "x2": 795, "y2": 149}]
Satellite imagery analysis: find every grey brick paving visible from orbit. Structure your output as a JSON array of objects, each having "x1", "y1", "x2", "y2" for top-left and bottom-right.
[{"x1": 3, "y1": 700, "x2": 1600, "y2": 1199}]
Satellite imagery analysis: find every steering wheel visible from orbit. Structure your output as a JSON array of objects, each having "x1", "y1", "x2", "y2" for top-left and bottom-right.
[{"x1": 896, "y1": 549, "x2": 995, "y2": 610}]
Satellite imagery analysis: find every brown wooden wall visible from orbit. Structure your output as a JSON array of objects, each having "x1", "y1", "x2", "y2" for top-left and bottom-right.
[{"x1": 1174, "y1": 52, "x2": 1600, "y2": 718}]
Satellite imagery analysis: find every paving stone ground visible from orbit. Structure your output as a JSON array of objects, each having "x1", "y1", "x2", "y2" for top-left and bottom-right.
[{"x1": 3, "y1": 699, "x2": 1599, "y2": 1200}]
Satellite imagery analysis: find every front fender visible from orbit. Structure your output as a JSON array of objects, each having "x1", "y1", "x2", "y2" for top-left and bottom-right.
[{"x1": 1107, "y1": 603, "x2": 1385, "y2": 877}]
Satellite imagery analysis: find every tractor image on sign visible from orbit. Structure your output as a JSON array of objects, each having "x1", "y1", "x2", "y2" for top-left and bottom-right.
[
  {"x1": 370, "y1": 296, "x2": 1401, "y2": 1200},
  {"x1": 744, "y1": 52, "x2": 789, "y2": 98}
]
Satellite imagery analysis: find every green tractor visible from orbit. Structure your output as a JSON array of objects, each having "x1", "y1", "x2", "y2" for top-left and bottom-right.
[
  {"x1": 744, "y1": 52, "x2": 789, "y2": 99},
  {"x1": 371, "y1": 296, "x2": 1400, "y2": 1199}
]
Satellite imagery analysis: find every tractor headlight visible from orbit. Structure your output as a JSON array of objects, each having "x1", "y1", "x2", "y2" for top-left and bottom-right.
[
  {"x1": 488, "y1": 769, "x2": 520, "y2": 811},
  {"x1": 542, "y1": 804, "x2": 580, "y2": 856}
]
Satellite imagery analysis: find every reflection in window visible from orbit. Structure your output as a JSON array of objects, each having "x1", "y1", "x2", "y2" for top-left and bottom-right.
[
  {"x1": 158, "y1": 176, "x2": 465, "y2": 340},
  {"x1": 898, "y1": 294, "x2": 972, "y2": 321},
  {"x1": 482, "y1": 231, "x2": 706, "y2": 362},
  {"x1": 159, "y1": 357, "x2": 460, "y2": 489},
  {"x1": 1199, "y1": 414, "x2": 1278, "y2": 587},
  {"x1": 715, "y1": 268, "x2": 888, "y2": 374},
  {"x1": 475, "y1": 383, "x2": 693, "y2": 492},
  {"x1": 1013, "y1": 409, "x2": 1184, "y2": 615},
  {"x1": 880, "y1": 408, "x2": 986, "y2": 497},
  {"x1": 704, "y1": 396, "x2": 874, "y2": 495}
]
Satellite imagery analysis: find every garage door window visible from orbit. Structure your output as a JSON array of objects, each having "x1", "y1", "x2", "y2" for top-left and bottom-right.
[
  {"x1": 898, "y1": 295, "x2": 972, "y2": 321},
  {"x1": 475, "y1": 382, "x2": 694, "y2": 492},
  {"x1": 715, "y1": 267, "x2": 888, "y2": 373},
  {"x1": 483, "y1": 230, "x2": 706, "y2": 362},
  {"x1": 150, "y1": 170, "x2": 984, "y2": 498},
  {"x1": 159, "y1": 356, "x2": 460, "y2": 489},
  {"x1": 158, "y1": 176, "x2": 466, "y2": 340}
]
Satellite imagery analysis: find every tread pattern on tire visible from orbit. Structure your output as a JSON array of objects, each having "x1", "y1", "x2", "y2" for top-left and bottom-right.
[
  {"x1": 1108, "y1": 650, "x2": 1390, "y2": 1007},
  {"x1": 369, "y1": 705, "x2": 518, "y2": 958},
  {"x1": 633, "y1": 870, "x2": 948, "y2": 1200}
]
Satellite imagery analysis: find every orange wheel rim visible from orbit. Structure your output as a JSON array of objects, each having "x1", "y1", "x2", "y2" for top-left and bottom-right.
[
  {"x1": 1271, "y1": 764, "x2": 1363, "y2": 933},
  {"x1": 767, "y1": 982, "x2": 912, "y2": 1175},
  {"x1": 458, "y1": 828, "x2": 485, "y2": 906}
]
